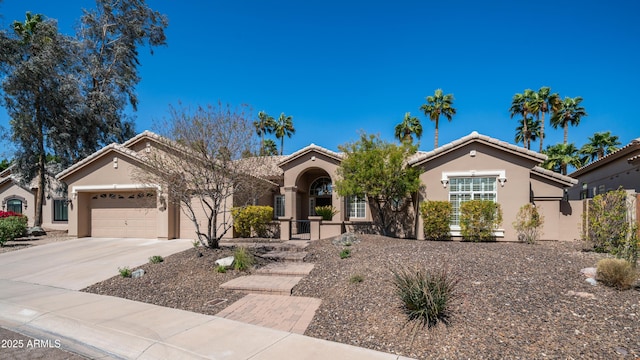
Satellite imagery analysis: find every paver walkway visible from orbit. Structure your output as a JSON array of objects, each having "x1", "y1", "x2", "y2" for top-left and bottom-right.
[{"x1": 216, "y1": 294, "x2": 321, "y2": 334}]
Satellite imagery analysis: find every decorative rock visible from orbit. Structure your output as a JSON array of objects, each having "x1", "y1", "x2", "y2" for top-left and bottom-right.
[
  {"x1": 566, "y1": 290, "x2": 596, "y2": 300},
  {"x1": 332, "y1": 232, "x2": 361, "y2": 246},
  {"x1": 580, "y1": 267, "x2": 597, "y2": 278},
  {"x1": 132, "y1": 269, "x2": 145, "y2": 278},
  {"x1": 215, "y1": 256, "x2": 234, "y2": 267},
  {"x1": 27, "y1": 226, "x2": 47, "y2": 237},
  {"x1": 585, "y1": 278, "x2": 597, "y2": 286}
]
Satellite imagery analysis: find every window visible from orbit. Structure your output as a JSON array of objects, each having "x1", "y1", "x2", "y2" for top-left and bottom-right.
[
  {"x1": 347, "y1": 195, "x2": 366, "y2": 219},
  {"x1": 274, "y1": 195, "x2": 285, "y2": 218},
  {"x1": 7, "y1": 199, "x2": 22, "y2": 214},
  {"x1": 310, "y1": 177, "x2": 332, "y2": 196},
  {"x1": 449, "y1": 177, "x2": 497, "y2": 225},
  {"x1": 53, "y1": 199, "x2": 68, "y2": 221}
]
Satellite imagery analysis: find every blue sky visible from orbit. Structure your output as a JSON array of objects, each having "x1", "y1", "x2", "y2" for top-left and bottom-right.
[{"x1": 0, "y1": 0, "x2": 638, "y2": 158}]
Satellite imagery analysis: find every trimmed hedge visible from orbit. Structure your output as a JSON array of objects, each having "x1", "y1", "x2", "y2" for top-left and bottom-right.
[
  {"x1": 420, "y1": 201, "x2": 452, "y2": 241},
  {"x1": 0, "y1": 214, "x2": 28, "y2": 246},
  {"x1": 231, "y1": 206, "x2": 273, "y2": 238},
  {"x1": 460, "y1": 200, "x2": 502, "y2": 242}
]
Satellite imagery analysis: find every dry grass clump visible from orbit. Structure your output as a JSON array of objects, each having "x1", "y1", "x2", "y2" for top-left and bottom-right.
[{"x1": 596, "y1": 258, "x2": 638, "y2": 290}]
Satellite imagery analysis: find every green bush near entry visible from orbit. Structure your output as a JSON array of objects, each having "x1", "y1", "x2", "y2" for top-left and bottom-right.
[
  {"x1": 0, "y1": 215, "x2": 28, "y2": 246},
  {"x1": 231, "y1": 206, "x2": 273, "y2": 237}
]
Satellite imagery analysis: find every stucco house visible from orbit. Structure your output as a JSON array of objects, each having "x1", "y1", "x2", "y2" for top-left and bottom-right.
[
  {"x1": 0, "y1": 166, "x2": 68, "y2": 230},
  {"x1": 568, "y1": 137, "x2": 640, "y2": 200},
  {"x1": 56, "y1": 130, "x2": 581, "y2": 242}
]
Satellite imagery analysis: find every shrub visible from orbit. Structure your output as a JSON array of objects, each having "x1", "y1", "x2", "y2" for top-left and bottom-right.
[
  {"x1": 584, "y1": 189, "x2": 628, "y2": 253},
  {"x1": 233, "y1": 246, "x2": 254, "y2": 271},
  {"x1": 513, "y1": 204, "x2": 544, "y2": 244},
  {"x1": 349, "y1": 274, "x2": 364, "y2": 283},
  {"x1": 149, "y1": 255, "x2": 164, "y2": 264},
  {"x1": 460, "y1": 200, "x2": 502, "y2": 242},
  {"x1": 231, "y1": 206, "x2": 274, "y2": 238},
  {"x1": 420, "y1": 201, "x2": 452, "y2": 241},
  {"x1": 339, "y1": 248, "x2": 351, "y2": 259},
  {"x1": 314, "y1": 205, "x2": 339, "y2": 220},
  {"x1": 215, "y1": 264, "x2": 227, "y2": 273},
  {"x1": 0, "y1": 210, "x2": 24, "y2": 219},
  {"x1": 391, "y1": 265, "x2": 459, "y2": 328},
  {"x1": 0, "y1": 214, "x2": 28, "y2": 246},
  {"x1": 118, "y1": 266, "x2": 132, "y2": 278},
  {"x1": 596, "y1": 258, "x2": 638, "y2": 290}
]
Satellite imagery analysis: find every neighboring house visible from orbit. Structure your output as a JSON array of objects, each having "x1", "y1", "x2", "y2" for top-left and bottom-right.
[
  {"x1": 568, "y1": 137, "x2": 640, "y2": 200},
  {"x1": 0, "y1": 166, "x2": 69, "y2": 230},
  {"x1": 56, "y1": 130, "x2": 581, "y2": 241}
]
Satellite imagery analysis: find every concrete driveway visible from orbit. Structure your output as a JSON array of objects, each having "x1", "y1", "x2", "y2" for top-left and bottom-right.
[{"x1": 0, "y1": 237, "x2": 193, "y2": 290}]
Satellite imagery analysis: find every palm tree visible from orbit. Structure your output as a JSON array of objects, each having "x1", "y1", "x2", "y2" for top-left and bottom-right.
[
  {"x1": 274, "y1": 112, "x2": 295, "y2": 155},
  {"x1": 528, "y1": 87, "x2": 560, "y2": 152},
  {"x1": 261, "y1": 139, "x2": 279, "y2": 156},
  {"x1": 254, "y1": 111, "x2": 275, "y2": 155},
  {"x1": 515, "y1": 117, "x2": 541, "y2": 150},
  {"x1": 550, "y1": 96, "x2": 587, "y2": 144},
  {"x1": 542, "y1": 143, "x2": 583, "y2": 175},
  {"x1": 12, "y1": 12, "x2": 43, "y2": 43},
  {"x1": 579, "y1": 131, "x2": 621, "y2": 163},
  {"x1": 509, "y1": 89, "x2": 535, "y2": 149},
  {"x1": 394, "y1": 112, "x2": 423, "y2": 144},
  {"x1": 420, "y1": 89, "x2": 456, "y2": 149}
]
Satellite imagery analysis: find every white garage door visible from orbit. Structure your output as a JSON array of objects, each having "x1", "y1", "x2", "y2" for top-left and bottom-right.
[{"x1": 91, "y1": 192, "x2": 158, "y2": 238}]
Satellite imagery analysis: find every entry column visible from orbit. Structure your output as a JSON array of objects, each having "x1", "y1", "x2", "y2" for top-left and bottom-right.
[{"x1": 283, "y1": 186, "x2": 298, "y2": 220}]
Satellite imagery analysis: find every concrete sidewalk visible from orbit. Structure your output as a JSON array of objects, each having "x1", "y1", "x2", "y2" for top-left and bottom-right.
[{"x1": 0, "y1": 279, "x2": 413, "y2": 359}]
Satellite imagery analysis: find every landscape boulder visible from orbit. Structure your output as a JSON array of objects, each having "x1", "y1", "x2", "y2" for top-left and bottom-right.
[{"x1": 215, "y1": 256, "x2": 234, "y2": 267}]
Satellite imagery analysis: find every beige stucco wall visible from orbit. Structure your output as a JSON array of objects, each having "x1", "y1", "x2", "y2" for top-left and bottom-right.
[
  {"x1": 179, "y1": 195, "x2": 234, "y2": 240},
  {"x1": 567, "y1": 154, "x2": 640, "y2": 199},
  {"x1": 535, "y1": 200, "x2": 583, "y2": 241},
  {"x1": 61, "y1": 150, "x2": 171, "y2": 239},
  {"x1": 416, "y1": 142, "x2": 542, "y2": 241}
]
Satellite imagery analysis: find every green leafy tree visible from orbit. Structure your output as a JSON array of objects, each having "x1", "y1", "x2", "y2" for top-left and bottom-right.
[
  {"x1": 0, "y1": 13, "x2": 81, "y2": 226},
  {"x1": 542, "y1": 143, "x2": 583, "y2": 175},
  {"x1": 579, "y1": 131, "x2": 621, "y2": 163},
  {"x1": 528, "y1": 87, "x2": 560, "y2": 152},
  {"x1": 550, "y1": 96, "x2": 587, "y2": 144},
  {"x1": 335, "y1": 133, "x2": 421, "y2": 236},
  {"x1": 254, "y1": 111, "x2": 275, "y2": 155},
  {"x1": 274, "y1": 112, "x2": 295, "y2": 155},
  {"x1": 0, "y1": 159, "x2": 11, "y2": 172},
  {"x1": 394, "y1": 112, "x2": 423, "y2": 144},
  {"x1": 420, "y1": 89, "x2": 456, "y2": 149},
  {"x1": 509, "y1": 89, "x2": 535, "y2": 150},
  {"x1": 515, "y1": 117, "x2": 541, "y2": 150}
]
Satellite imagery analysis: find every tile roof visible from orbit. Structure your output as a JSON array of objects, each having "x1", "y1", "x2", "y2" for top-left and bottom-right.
[
  {"x1": 569, "y1": 137, "x2": 640, "y2": 177},
  {"x1": 408, "y1": 131, "x2": 546, "y2": 166},
  {"x1": 278, "y1": 143, "x2": 343, "y2": 166},
  {"x1": 532, "y1": 166, "x2": 578, "y2": 185}
]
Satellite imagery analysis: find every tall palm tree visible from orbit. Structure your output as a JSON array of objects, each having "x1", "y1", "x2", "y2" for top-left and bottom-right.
[
  {"x1": 579, "y1": 131, "x2": 621, "y2": 163},
  {"x1": 515, "y1": 117, "x2": 541, "y2": 150},
  {"x1": 420, "y1": 89, "x2": 456, "y2": 149},
  {"x1": 550, "y1": 96, "x2": 587, "y2": 144},
  {"x1": 261, "y1": 139, "x2": 278, "y2": 156},
  {"x1": 394, "y1": 112, "x2": 423, "y2": 144},
  {"x1": 528, "y1": 87, "x2": 560, "y2": 152},
  {"x1": 542, "y1": 143, "x2": 583, "y2": 175},
  {"x1": 509, "y1": 89, "x2": 535, "y2": 150},
  {"x1": 274, "y1": 112, "x2": 295, "y2": 155},
  {"x1": 254, "y1": 111, "x2": 275, "y2": 155}
]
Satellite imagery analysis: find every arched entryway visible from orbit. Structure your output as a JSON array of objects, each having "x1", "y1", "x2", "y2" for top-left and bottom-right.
[{"x1": 309, "y1": 176, "x2": 332, "y2": 215}]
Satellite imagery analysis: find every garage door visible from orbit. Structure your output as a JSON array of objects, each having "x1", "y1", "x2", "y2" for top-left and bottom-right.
[{"x1": 91, "y1": 192, "x2": 158, "y2": 238}]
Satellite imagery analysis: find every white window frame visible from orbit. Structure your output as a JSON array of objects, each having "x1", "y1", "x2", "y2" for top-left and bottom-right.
[
  {"x1": 443, "y1": 170, "x2": 505, "y2": 237},
  {"x1": 347, "y1": 195, "x2": 366, "y2": 219},
  {"x1": 274, "y1": 195, "x2": 285, "y2": 218}
]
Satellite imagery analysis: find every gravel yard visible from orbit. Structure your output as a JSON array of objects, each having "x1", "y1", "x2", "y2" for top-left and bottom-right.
[{"x1": 79, "y1": 235, "x2": 639, "y2": 359}]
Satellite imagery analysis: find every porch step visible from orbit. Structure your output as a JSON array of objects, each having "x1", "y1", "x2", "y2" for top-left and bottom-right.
[
  {"x1": 220, "y1": 275, "x2": 303, "y2": 296},
  {"x1": 256, "y1": 263, "x2": 315, "y2": 276},
  {"x1": 261, "y1": 251, "x2": 308, "y2": 263}
]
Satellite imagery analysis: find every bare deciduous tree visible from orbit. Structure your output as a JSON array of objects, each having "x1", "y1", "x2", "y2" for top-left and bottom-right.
[{"x1": 133, "y1": 102, "x2": 276, "y2": 248}]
